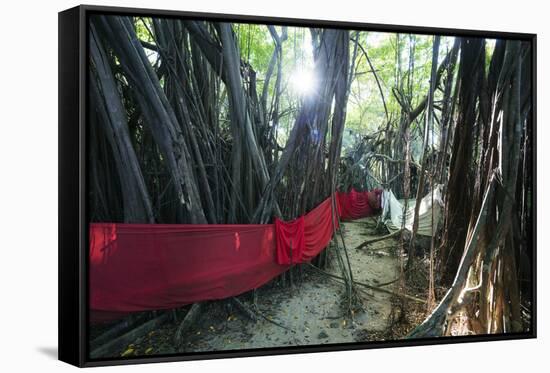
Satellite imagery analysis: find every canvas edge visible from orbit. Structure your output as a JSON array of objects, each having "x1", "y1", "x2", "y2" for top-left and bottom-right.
[{"x1": 56, "y1": 4, "x2": 537, "y2": 368}]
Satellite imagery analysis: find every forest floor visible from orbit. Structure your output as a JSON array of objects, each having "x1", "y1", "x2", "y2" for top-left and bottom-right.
[
  {"x1": 179, "y1": 217, "x2": 400, "y2": 353},
  {"x1": 101, "y1": 217, "x2": 431, "y2": 358}
]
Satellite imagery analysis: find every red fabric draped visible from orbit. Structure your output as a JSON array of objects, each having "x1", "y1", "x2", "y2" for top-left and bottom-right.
[
  {"x1": 275, "y1": 216, "x2": 305, "y2": 265},
  {"x1": 90, "y1": 223, "x2": 283, "y2": 323},
  {"x1": 337, "y1": 188, "x2": 382, "y2": 220},
  {"x1": 90, "y1": 192, "x2": 375, "y2": 324},
  {"x1": 302, "y1": 196, "x2": 340, "y2": 262}
]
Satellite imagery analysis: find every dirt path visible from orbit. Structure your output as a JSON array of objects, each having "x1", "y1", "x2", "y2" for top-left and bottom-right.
[
  {"x1": 180, "y1": 218, "x2": 399, "y2": 353},
  {"x1": 111, "y1": 218, "x2": 400, "y2": 356}
]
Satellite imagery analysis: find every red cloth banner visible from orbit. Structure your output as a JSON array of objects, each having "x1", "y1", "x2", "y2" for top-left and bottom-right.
[
  {"x1": 89, "y1": 192, "x2": 376, "y2": 323},
  {"x1": 337, "y1": 188, "x2": 382, "y2": 220},
  {"x1": 302, "y1": 196, "x2": 340, "y2": 262},
  {"x1": 90, "y1": 223, "x2": 284, "y2": 323},
  {"x1": 275, "y1": 216, "x2": 305, "y2": 265}
]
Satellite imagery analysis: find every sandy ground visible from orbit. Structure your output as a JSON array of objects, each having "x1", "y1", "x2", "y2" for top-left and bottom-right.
[{"x1": 104, "y1": 218, "x2": 400, "y2": 357}]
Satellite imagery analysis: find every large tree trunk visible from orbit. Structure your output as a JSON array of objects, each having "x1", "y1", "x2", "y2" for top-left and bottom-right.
[
  {"x1": 438, "y1": 38, "x2": 485, "y2": 282},
  {"x1": 92, "y1": 15, "x2": 207, "y2": 224},
  {"x1": 253, "y1": 29, "x2": 351, "y2": 223},
  {"x1": 89, "y1": 25, "x2": 154, "y2": 223},
  {"x1": 410, "y1": 39, "x2": 530, "y2": 338}
]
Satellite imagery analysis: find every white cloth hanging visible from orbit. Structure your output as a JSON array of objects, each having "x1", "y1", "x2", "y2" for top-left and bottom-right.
[{"x1": 381, "y1": 185, "x2": 444, "y2": 236}]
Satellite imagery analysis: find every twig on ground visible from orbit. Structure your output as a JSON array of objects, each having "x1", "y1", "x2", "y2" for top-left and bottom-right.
[
  {"x1": 353, "y1": 229, "x2": 403, "y2": 250},
  {"x1": 305, "y1": 263, "x2": 426, "y2": 304}
]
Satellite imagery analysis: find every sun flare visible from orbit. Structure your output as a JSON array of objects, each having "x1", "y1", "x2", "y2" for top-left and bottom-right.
[{"x1": 290, "y1": 67, "x2": 316, "y2": 96}]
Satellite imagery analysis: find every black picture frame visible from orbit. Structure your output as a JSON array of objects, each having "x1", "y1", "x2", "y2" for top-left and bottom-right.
[{"x1": 58, "y1": 4, "x2": 537, "y2": 367}]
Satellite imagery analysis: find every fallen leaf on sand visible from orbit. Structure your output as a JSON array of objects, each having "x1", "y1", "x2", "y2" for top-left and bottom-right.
[{"x1": 121, "y1": 348, "x2": 134, "y2": 357}]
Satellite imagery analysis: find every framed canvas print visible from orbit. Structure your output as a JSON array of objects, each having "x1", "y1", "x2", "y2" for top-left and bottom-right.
[{"x1": 58, "y1": 4, "x2": 536, "y2": 367}]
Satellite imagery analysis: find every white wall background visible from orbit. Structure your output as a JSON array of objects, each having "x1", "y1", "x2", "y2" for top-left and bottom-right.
[{"x1": 0, "y1": 0, "x2": 546, "y2": 371}]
